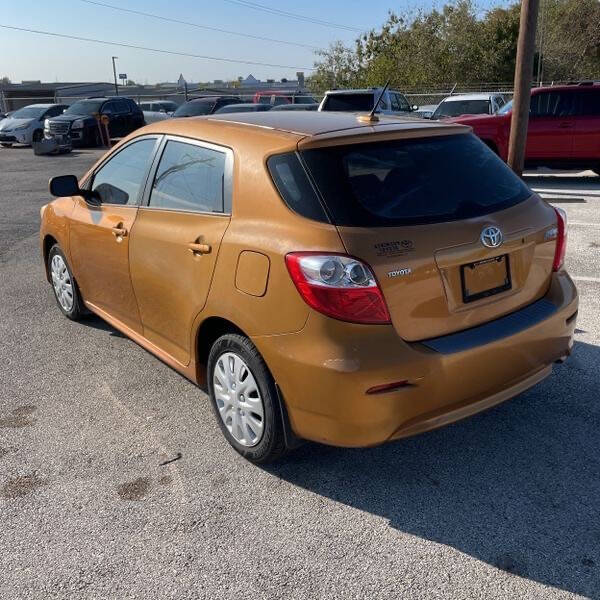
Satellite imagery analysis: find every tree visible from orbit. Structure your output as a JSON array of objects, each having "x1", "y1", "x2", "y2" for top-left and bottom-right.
[
  {"x1": 308, "y1": 41, "x2": 362, "y2": 93},
  {"x1": 309, "y1": 0, "x2": 600, "y2": 92}
]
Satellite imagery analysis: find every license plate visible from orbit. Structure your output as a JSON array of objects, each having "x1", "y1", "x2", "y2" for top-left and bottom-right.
[{"x1": 461, "y1": 255, "x2": 511, "y2": 303}]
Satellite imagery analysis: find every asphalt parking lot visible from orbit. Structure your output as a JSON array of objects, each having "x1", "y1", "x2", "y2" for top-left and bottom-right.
[{"x1": 1, "y1": 146, "x2": 599, "y2": 600}]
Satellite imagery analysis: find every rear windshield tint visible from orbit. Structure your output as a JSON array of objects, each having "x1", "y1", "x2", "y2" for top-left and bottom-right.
[
  {"x1": 322, "y1": 93, "x2": 374, "y2": 112},
  {"x1": 300, "y1": 134, "x2": 531, "y2": 227}
]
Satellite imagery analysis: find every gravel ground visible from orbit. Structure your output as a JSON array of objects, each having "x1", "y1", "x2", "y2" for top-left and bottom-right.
[{"x1": 0, "y1": 146, "x2": 599, "y2": 600}]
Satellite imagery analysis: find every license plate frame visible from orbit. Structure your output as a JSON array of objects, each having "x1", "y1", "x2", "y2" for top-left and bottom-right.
[{"x1": 460, "y1": 254, "x2": 511, "y2": 303}]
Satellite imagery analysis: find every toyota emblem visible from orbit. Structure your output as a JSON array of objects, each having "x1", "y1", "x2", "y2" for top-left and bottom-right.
[{"x1": 480, "y1": 226, "x2": 503, "y2": 248}]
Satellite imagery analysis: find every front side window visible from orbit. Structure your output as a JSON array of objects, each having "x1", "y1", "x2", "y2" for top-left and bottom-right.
[
  {"x1": 300, "y1": 134, "x2": 531, "y2": 227},
  {"x1": 575, "y1": 90, "x2": 600, "y2": 116},
  {"x1": 91, "y1": 138, "x2": 157, "y2": 205},
  {"x1": 149, "y1": 140, "x2": 226, "y2": 213},
  {"x1": 395, "y1": 93, "x2": 411, "y2": 111}
]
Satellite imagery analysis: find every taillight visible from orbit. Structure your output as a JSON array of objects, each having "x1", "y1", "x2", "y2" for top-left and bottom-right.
[
  {"x1": 285, "y1": 252, "x2": 391, "y2": 324},
  {"x1": 552, "y1": 207, "x2": 567, "y2": 272}
]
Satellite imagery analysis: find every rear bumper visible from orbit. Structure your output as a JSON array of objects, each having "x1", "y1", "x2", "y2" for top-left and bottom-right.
[{"x1": 253, "y1": 271, "x2": 578, "y2": 447}]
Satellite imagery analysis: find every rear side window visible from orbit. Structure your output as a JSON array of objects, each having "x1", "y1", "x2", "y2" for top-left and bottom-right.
[
  {"x1": 267, "y1": 153, "x2": 329, "y2": 222},
  {"x1": 149, "y1": 140, "x2": 226, "y2": 213},
  {"x1": 300, "y1": 134, "x2": 531, "y2": 227},
  {"x1": 322, "y1": 93, "x2": 374, "y2": 112}
]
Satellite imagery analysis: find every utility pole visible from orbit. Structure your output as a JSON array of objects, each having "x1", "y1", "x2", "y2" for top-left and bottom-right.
[
  {"x1": 111, "y1": 56, "x2": 119, "y2": 96},
  {"x1": 507, "y1": 0, "x2": 540, "y2": 176}
]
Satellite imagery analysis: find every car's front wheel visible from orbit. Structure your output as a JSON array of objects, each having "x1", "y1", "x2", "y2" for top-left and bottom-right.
[
  {"x1": 207, "y1": 334, "x2": 286, "y2": 463},
  {"x1": 48, "y1": 244, "x2": 84, "y2": 320}
]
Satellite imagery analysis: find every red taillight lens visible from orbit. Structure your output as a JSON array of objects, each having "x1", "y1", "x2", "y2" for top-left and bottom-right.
[
  {"x1": 285, "y1": 252, "x2": 391, "y2": 324},
  {"x1": 552, "y1": 207, "x2": 567, "y2": 272}
]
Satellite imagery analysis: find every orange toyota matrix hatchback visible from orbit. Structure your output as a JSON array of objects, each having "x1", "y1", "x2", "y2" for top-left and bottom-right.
[{"x1": 40, "y1": 111, "x2": 578, "y2": 462}]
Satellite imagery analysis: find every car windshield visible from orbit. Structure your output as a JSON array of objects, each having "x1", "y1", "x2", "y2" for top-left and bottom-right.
[
  {"x1": 433, "y1": 99, "x2": 490, "y2": 118},
  {"x1": 299, "y1": 134, "x2": 530, "y2": 226},
  {"x1": 173, "y1": 101, "x2": 213, "y2": 117},
  {"x1": 64, "y1": 100, "x2": 104, "y2": 116},
  {"x1": 295, "y1": 95, "x2": 318, "y2": 104},
  {"x1": 10, "y1": 106, "x2": 47, "y2": 119},
  {"x1": 322, "y1": 93, "x2": 374, "y2": 112},
  {"x1": 498, "y1": 99, "x2": 513, "y2": 114}
]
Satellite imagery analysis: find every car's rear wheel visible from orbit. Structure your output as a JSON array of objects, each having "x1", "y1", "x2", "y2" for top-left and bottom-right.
[
  {"x1": 48, "y1": 245, "x2": 84, "y2": 320},
  {"x1": 207, "y1": 333, "x2": 286, "y2": 463}
]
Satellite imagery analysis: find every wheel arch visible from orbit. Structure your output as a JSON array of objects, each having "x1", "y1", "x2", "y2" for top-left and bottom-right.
[
  {"x1": 195, "y1": 316, "x2": 248, "y2": 385},
  {"x1": 42, "y1": 234, "x2": 59, "y2": 281}
]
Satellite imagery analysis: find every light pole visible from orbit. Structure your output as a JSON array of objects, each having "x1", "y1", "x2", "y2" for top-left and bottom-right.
[
  {"x1": 507, "y1": 0, "x2": 540, "y2": 176},
  {"x1": 111, "y1": 56, "x2": 119, "y2": 96}
]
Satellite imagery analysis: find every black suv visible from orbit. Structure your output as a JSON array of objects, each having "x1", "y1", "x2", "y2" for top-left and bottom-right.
[
  {"x1": 44, "y1": 97, "x2": 144, "y2": 147},
  {"x1": 172, "y1": 96, "x2": 242, "y2": 117}
]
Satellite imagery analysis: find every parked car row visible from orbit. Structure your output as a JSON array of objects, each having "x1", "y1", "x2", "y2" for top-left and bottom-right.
[{"x1": 4, "y1": 82, "x2": 599, "y2": 174}]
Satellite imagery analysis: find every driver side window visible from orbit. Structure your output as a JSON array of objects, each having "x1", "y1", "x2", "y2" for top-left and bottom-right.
[{"x1": 91, "y1": 138, "x2": 157, "y2": 205}]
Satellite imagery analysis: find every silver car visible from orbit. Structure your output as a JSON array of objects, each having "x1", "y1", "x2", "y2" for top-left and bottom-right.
[{"x1": 0, "y1": 104, "x2": 67, "y2": 147}]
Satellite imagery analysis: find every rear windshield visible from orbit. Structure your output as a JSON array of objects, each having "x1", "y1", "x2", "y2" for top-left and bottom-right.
[
  {"x1": 322, "y1": 93, "x2": 374, "y2": 112},
  {"x1": 433, "y1": 100, "x2": 490, "y2": 118},
  {"x1": 298, "y1": 134, "x2": 531, "y2": 226},
  {"x1": 173, "y1": 101, "x2": 213, "y2": 117}
]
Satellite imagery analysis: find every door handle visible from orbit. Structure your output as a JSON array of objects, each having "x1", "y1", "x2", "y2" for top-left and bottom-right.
[
  {"x1": 111, "y1": 225, "x2": 128, "y2": 237},
  {"x1": 188, "y1": 242, "x2": 211, "y2": 255}
]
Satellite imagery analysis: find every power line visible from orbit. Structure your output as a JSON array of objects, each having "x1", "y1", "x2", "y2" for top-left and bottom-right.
[
  {"x1": 77, "y1": 0, "x2": 320, "y2": 50},
  {"x1": 0, "y1": 24, "x2": 315, "y2": 71},
  {"x1": 219, "y1": 0, "x2": 363, "y2": 33}
]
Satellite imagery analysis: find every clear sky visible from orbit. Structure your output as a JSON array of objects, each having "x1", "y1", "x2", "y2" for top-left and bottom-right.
[{"x1": 0, "y1": 0, "x2": 513, "y2": 84}]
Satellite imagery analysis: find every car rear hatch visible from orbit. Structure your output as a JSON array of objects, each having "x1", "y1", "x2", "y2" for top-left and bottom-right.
[{"x1": 298, "y1": 128, "x2": 559, "y2": 341}]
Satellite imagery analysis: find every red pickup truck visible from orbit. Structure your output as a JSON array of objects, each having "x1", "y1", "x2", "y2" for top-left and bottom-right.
[{"x1": 449, "y1": 83, "x2": 600, "y2": 174}]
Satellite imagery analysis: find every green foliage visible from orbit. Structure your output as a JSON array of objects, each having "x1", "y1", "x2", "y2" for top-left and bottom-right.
[{"x1": 308, "y1": 0, "x2": 600, "y2": 93}]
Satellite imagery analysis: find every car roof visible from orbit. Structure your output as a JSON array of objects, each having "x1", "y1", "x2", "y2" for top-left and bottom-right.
[
  {"x1": 441, "y1": 93, "x2": 497, "y2": 102},
  {"x1": 533, "y1": 83, "x2": 600, "y2": 93},
  {"x1": 187, "y1": 96, "x2": 238, "y2": 103},
  {"x1": 324, "y1": 88, "x2": 401, "y2": 95},
  {"x1": 138, "y1": 111, "x2": 470, "y2": 154},
  {"x1": 21, "y1": 103, "x2": 63, "y2": 108}
]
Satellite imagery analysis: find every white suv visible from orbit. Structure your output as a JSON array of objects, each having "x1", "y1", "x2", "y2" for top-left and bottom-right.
[
  {"x1": 319, "y1": 88, "x2": 416, "y2": 116},
  {"x1": 0, "y1": 104, "x2": 67, "y2": 147},
  {"x1": 431, "y1": 93, "x2": 506, "y2": 119}
]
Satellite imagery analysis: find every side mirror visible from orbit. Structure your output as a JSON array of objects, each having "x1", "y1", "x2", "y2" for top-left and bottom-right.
[
  {"x1": 49, "y1": 175, "x2": 100, "y2": 205},
  {"x1": 49, "y1": 175, "x2": 80, "y2": 197}
]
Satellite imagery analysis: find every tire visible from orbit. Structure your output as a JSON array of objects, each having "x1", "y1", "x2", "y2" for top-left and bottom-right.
[
  {"x1": 207, "y1": 334, "x2": 287, "y2": 463},
  {"x1": 1, "y1": 143, "x2": 12, "y2": 148},
  {"x1": 32, "y1": 129, "x2": 43, "y2": 143},
  {"x1": 47, "y1": 244, "x2": 84, "y2": 320}
]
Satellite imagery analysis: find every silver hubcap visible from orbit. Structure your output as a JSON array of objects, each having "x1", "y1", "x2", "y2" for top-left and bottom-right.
[
  {"x1": 50, "y1": 254, "x2": 74, "y2": 312},
  {"x1": 213, "y1": 352, "x2": 264, "y2": 447}
]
